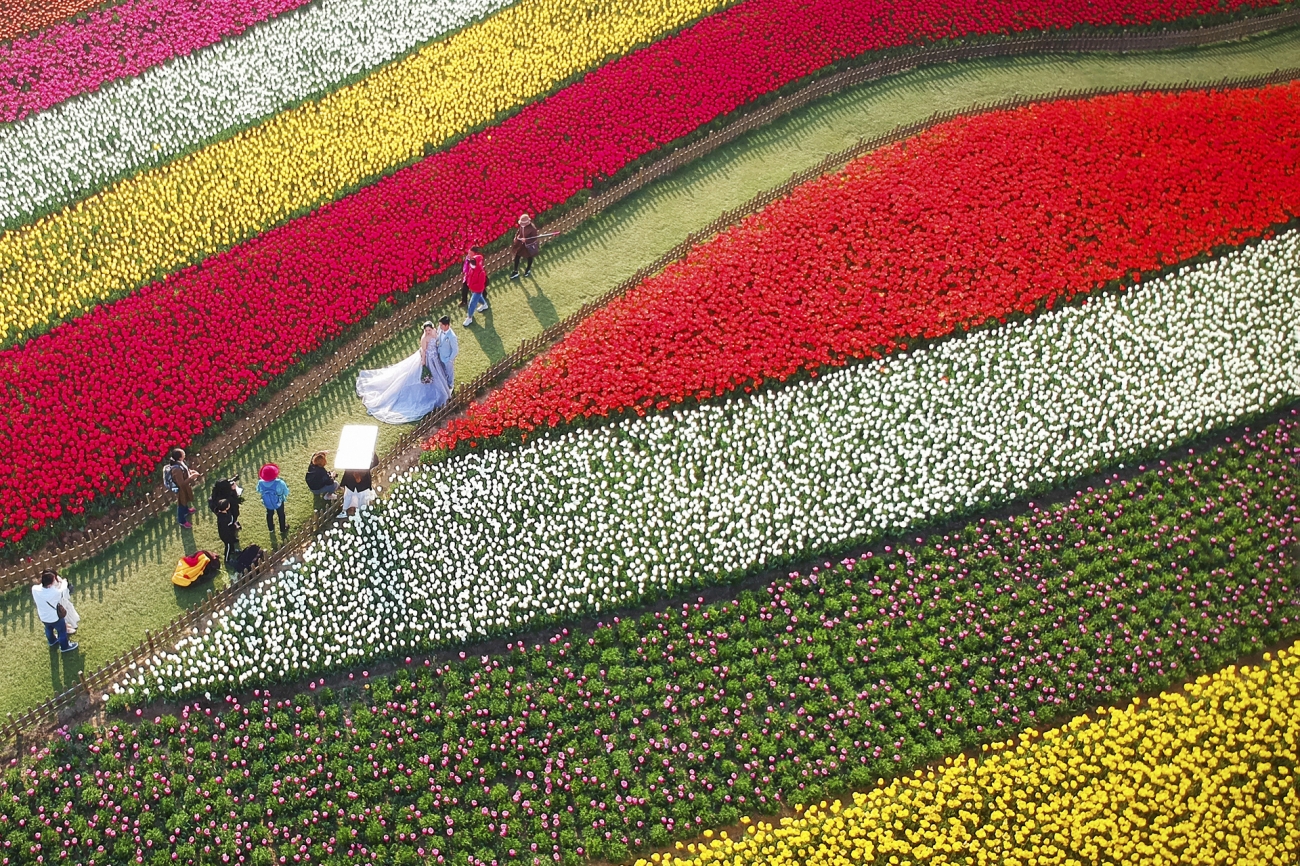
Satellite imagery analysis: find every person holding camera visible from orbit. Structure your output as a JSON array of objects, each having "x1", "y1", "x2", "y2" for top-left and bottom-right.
[
  {"x1": 510, "y1": 214, "x2": 540, "y2": 279},
  {"x1": 306, "y1": 451, "x2": 339, "y2": 502},
  {"x1": 214, "y1": 499, "x2": 241, "y2": 561}
]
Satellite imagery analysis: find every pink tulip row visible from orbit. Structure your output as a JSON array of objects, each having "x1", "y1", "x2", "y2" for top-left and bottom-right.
[
  {"x1": 0, "y1": 0, "x2": 309, "y2": 123},
  {"x1": 0, "y1": 0, "x2": 1290, "y2": 547}
]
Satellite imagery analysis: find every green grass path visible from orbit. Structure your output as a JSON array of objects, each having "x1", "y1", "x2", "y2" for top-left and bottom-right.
[{"x1": 2, "y1": 32, "x2": 1298, "y2": 718}]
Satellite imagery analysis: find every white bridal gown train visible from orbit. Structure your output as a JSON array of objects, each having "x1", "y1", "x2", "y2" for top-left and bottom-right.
[{"x1": 356, "y1": 346, "x2": 452, "y2": 424}]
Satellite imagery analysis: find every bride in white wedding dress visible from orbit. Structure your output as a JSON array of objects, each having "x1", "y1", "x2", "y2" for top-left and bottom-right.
[{"x1": 356, "y1": 320, "x2": 458, "y2": 424}]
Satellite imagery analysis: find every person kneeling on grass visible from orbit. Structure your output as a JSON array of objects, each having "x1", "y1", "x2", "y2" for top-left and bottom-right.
[
  {"x1": 257, "y1": 463, "x2": 289, "y2": 534},
  {"x1": 306, "y1": 451, "x2": 339, "y2": 502}
]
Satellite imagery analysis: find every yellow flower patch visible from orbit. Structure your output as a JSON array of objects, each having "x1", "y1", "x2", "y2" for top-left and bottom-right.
[
  {"x1": 646, "y1": 648, "x2": 1300, "y2": 866},
  {"x1": 0, "y1": 0, "x2": 730, "y2": 345}
]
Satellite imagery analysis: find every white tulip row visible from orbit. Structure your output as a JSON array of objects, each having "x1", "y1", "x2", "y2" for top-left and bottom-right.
[
  {"x1": 0, "y1": 0, "x2": 514, "y2": 229},
  {"x1": 113, "y1": 231, "x2": 1300, "y2": 701}
]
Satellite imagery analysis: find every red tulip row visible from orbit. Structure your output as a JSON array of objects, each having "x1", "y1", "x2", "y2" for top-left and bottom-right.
[
  {"x1": 0, "y1": 0, "x2": 1293, "y2": 548},
  {"x1": 0, "y1": 0, "x2": 311, "y2": 123},
  {"x1": 0, "y1": 0, "x2": 1285, "y2": 124},
  {"x1": 431, "y1": 83, "x2": 1300, "y2": 453}
]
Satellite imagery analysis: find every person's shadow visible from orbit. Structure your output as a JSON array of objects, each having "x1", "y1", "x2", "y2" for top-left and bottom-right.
[
  {"x1": 464, "y1": 311, "x2": 506, "y2": 361},
  {"x1": 48, "y1": 642, "x2": 85, "y2": 696},
  {"x1": 522, "y1": 277, "x2": 559, "y2": 329}
]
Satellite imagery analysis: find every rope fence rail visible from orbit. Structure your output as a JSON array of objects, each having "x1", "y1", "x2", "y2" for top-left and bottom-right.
[{"x1": 2, "y1": 32, "x2": 1298, "y2": 750}]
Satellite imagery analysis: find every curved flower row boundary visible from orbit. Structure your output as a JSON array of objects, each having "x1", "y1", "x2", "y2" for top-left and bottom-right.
[
  {"x1": 432, "y1": 84, "x2": 1300, "y2": 455},
  {"x1": 1, "y1": 84, "x2": 1295, "y2": 549},
  {"x1": 0, "y1": 0, "x2": 739, "y2": 341},
  {"x1": 0, "y1": 0, "x2": 312, "y2": 123},
  {"x1": 1, "y1": 0, "x2": 1293, "y2": 344},
  {"x1": 647, "y1": 645, "x2": 1300, "y2": 866},
  {"x1": 0, "y1": 0, "x2": 518, "y2": 223},
  {"x1": 3, "y1": 414, "x2": 1297, "y2": 865},
  {"x1": 114, "y1": 230, "x2": 1300, "y2": 701},
  {"x1": 3, "y1": 0, "x2": 1289, "y2": 235}
]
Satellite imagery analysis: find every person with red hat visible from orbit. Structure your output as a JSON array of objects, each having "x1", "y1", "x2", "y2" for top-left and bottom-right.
[{"x1": 256, "y1": 463, "x2": 290, "y2": 535}]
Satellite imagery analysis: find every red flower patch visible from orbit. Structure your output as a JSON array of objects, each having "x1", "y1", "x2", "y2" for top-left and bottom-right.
[{"x1": 434, "y1": 84, "x2": 1300, "y2": 451}]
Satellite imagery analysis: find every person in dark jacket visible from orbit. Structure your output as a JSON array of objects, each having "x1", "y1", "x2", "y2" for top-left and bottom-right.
[
  {"x1": 510, "y1": 214, "x2": 540, "y2": 279},
  {"x1": 306, "y1": 451, "x2": 339, "y2": 501},
  {"x1": 341, "y1": 453, "x2": 380, "y2": 517},
  {"x1": 208, "y1": 476, "x2": 243, "y2": 521},
  {"x1": 214, "y1": 498, "x2": 241, "y2": 561}
]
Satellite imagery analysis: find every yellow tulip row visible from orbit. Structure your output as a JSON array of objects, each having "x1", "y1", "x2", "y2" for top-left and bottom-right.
[
  {"x1": 644, "y1": 646, "x2": 1300, "y2": 866},
  {"x1": 0, "y1": 0, "x2": 730, "y2": 346}
]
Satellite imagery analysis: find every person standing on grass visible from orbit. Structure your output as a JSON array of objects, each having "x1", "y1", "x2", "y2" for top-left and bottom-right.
[
  {"x1": 462, "y1": 248, "x2": 489, "y2": 327},
  {"x1": 257, "y1": 464, "x2": 290, "y2": 534},
  {"x1": 165, "y1": 448, "x2": 199, "y2": 528},
  {"x1": 436, "y1": 315, "x2": 459, "y2": 390},
  {"x1": 53, "y1": 571, "x2": 79, "y2": 634},
  {"x1": 510, "y1": 214, "x2": 540, "y2": 279},
  {"x1": 32, "y1": 570, "x2": 78, "y2": 653},
  {"x1": 461, "y1": 245, "x2": 488, "y2": 308},
  {"x1": 215, "y1": 498, "x2": 241, "y2": 561}
]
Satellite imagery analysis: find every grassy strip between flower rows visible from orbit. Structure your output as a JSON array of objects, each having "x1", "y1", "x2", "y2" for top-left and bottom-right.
[
  {"x1": 3, "y1": 411, "x2": 1295, "y2": 866},
  {"x1": 432, "y1": 83, "x2": 1300, "y2": 456},
  {"x1": 650, "y1": 645, "x2": 1300, "y2": 866}
]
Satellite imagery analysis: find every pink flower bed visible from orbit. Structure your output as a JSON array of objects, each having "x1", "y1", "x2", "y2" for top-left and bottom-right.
[
  {"x1": 0, "y1": 0, "x2": 1291, "y2": 545},
  {"x1": 0, "y1": 0, "x2": 309, "y2": 122}
]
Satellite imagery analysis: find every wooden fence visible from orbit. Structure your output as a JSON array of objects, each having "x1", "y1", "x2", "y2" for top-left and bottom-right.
[
  {"x1": 4, "y1": 8, "x2": 1298, "y2": 594},
  {"x1": 3, "y1": 17, "x2": 1299, "y2": 748}
]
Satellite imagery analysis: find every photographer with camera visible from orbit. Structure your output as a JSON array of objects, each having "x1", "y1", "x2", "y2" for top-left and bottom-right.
[{"x1": 306, "y1": 451, "x2": 339, "y2": 502}]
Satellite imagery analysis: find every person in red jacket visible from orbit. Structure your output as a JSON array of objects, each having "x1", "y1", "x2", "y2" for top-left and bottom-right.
[
  {"x1": 460, "y1": 245, "x2": 488, "y2": 308},
  {"x1": 462, "y1": 247, "x2": 489, "y2": 327}
]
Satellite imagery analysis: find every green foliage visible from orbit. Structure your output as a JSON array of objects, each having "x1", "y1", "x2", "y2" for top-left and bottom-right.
[{"x1": 6, "y1": 419, "x2": 1297, "y2": 864}]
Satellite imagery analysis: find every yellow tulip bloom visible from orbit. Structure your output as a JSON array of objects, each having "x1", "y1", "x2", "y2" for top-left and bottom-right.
[{"x1": 644, "y1": 647, "x2": 1300, "y2": 866}]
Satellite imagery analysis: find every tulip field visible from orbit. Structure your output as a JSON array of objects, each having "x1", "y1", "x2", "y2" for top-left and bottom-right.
[
  {"x1": 3, "y1": 0, "x2": 1300, "y2": 864},
  {"x1": 433, "y1": 84, "x2": 1300, "y2": 452},
  {"x1": 5, "y1": 415, "x2": 1300, "y2": 863}
]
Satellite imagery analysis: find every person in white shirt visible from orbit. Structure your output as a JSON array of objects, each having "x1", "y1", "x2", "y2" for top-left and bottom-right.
[
  {"x1": 32, "y1": 570, "x2": 78, "y2": 652},
  {"x1": 54, "y1": 573, "x2": 79, "y2": 634}
]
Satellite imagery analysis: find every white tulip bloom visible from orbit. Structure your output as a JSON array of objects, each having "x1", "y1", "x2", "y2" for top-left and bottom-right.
[
  {"x1": 0, "y1": 0, "x2": 516, "y2": 228},
  {"x1": 119, "y1": 232, "x2": 1300, "y2": 699}
]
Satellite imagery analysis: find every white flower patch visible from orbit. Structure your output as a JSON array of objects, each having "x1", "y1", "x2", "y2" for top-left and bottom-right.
[
  {"x1": 0, "y1": 0, "x2": 514, "y2": 229},
  {"x1": 117, "y1": 231, "x2": 1300, "y2": 699}
]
